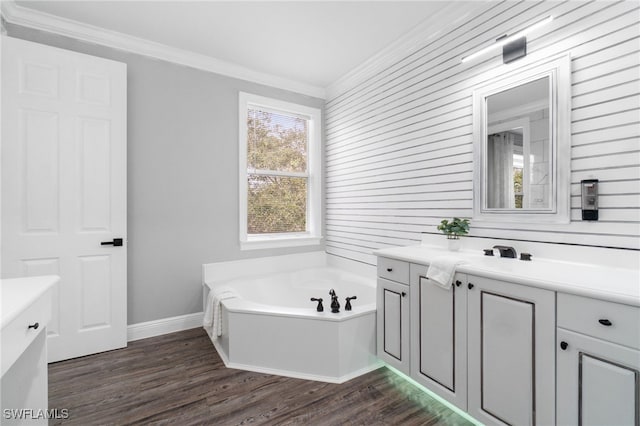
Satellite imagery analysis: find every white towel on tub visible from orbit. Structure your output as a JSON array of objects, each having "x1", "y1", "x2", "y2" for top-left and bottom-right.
[
  {"x1": 203, "y1": 285, "x2": 238, "y2": 340},
  {"x1": 426, "y1": 256, "x2": 465, "y2": 290}
]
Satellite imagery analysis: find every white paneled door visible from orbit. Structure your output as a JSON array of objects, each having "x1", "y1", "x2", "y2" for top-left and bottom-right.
[{"x1": 1, "y1": 36, "x2": 127, "y2": 362}]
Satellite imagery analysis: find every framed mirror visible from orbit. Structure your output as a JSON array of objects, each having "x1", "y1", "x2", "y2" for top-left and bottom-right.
[{"x1": 473, "y1": 55, "x2": 571, "y2": 224}]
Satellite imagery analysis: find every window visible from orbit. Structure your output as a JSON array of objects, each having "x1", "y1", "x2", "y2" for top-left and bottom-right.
[{"x1": 239, "y1": 92, "x2": 321, "y2": 250}]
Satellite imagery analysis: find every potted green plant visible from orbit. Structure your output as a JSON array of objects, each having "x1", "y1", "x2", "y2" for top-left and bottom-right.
[{"x1": 437, "y1": 217, "x2": 470, "y2": 251}]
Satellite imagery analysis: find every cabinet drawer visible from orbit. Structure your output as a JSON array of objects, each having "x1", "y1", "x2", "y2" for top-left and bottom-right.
[
  {"x1": 1, "y1": 290, "x2": 52, "y2": 376},
  {"x1": 557, "y1": 293, "x2": 640, "y2": 349},
  {"x1": 377, "y1": 257, "x2": 409, "y2": 284}
]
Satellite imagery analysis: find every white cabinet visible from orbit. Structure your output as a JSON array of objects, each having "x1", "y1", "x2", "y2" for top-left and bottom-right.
[
  {"x1": 376, "y1": 253, "x2": 640, "y2": 425},
  {"x1": 409, "y1": 264, "x2": 467, "y2": 409},
  {"x1": 376, "y1": 257, "x2": 410, "y2": 374},
  {"x1": 467, "y1": 275, "x2": 556, "y2": 426},
  {"x1": 557, "y1": 293, "x2": 640, "y2": 426},
  {"x1": 375, "y1": 243, "x2": 639, "y2": 425},
  {"x1": 377, "y1": 256, "x2": 556, "y2": 425},
  {"x1": 1, "y1": 276, "x2": 58, "y2": 425}
]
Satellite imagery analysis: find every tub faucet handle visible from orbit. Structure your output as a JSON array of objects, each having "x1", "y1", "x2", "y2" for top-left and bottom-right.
[
  {"x1": 310, "y1": 297, "x2": 324, "y2": 312},
  {"x1": 345, "y1": 296, "x2": 357, "y2": 311}
]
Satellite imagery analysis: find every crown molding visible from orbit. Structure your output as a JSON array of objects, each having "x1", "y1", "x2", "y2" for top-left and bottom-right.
[
  {"x1": 0, "y1": 0, "x2": 326, "y2": 99},
  {"x1": 325, "y1": 1, "x2": 495, "y2": 101}
]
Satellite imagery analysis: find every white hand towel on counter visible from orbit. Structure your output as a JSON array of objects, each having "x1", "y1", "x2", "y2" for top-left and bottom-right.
[
  {"x1": 203, "y1": 285, "x2": 238, "y2": 340},
  {"x1": 426, "y1": 256, "x2": 466, "y2": 290}
]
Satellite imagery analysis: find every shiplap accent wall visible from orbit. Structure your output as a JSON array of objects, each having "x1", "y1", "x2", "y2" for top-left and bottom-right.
[{"x1": 325, "y1": 1, "x2": 640, "y2": 265}]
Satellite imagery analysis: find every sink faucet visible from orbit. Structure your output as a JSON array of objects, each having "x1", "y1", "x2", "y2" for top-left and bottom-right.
[
  {"x1": 493, "y1": 245, "x2": 517, "y2": 258},
  {"x1": 329, "y1": 289, "x2": 340, "y2": 313}
]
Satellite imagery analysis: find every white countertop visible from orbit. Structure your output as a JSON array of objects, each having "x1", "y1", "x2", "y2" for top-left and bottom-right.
[
  {"x1": 1, "y1": 275, "x2": 59, "y2": 329},
  {"x1": 374, "y1": 245, "x2": 640, "y2": 307}
]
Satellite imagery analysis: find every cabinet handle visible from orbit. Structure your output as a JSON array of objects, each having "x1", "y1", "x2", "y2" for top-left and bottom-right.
[
  {"x1": 455, "y1": 280, "x2": 462, "y2": 287},
  {"x1": 386, "y1": 268, "x2": 393, "y2": 272},
  {"x1": 401, "y1": 292, "x2": 406, "y2": 297},
  {"x1": 598, "y1": 319, "x2": 612, "y2": 326},
  {"x1": 560, "y1": 341, "x2": 568, "y2": 350},
  {"x1": 468, "y1": 283, "x2": 474, "y2": 290},
  {"x1": 28, "y1": 322, "x2": 39, "y2": 330}
]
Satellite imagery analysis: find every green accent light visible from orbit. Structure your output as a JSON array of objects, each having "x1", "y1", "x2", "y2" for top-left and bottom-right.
[{"x1": 385, "y1": 364, "x2": 484, "y2": 425}]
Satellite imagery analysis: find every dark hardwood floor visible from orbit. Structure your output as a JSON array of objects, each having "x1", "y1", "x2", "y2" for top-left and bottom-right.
[{"x1": 48, "y1": 328, "x2": 473, "y2": 425}]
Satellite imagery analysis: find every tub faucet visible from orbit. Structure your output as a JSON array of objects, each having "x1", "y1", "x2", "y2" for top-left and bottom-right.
[
  {"x1": 493, "y1": 245, "x2": 517, "y2": 258},
  {"x1": 329, "y1": 289, "x2": 340, "y2": 313}
]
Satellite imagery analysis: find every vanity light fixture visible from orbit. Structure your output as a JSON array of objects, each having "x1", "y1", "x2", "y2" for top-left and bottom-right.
[{"x1": 461, "y1": 15, "x2": 554, "y2": 64}]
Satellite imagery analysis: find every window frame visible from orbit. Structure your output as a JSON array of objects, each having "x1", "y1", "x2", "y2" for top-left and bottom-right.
[{"x1": 238, "y1": 92, "x2": 322, "y2": 250}]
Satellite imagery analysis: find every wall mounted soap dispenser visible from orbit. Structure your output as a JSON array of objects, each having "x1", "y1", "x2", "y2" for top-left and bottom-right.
[{"x1": 581, "y1": 179, "x2": 599, "y2": 221}]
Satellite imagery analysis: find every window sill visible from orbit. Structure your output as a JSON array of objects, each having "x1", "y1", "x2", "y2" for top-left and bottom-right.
[{"x1": 240, "y1": 235, "x2": 323, "y2": 251}]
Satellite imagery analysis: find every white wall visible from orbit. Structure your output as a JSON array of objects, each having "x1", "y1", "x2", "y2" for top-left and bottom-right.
[
  {"x1": 325, "y1": 1, "x2": 640, "y2": 265},
  {"x1": 5, "y1": 24, "x2": 325, "y2": 324}
]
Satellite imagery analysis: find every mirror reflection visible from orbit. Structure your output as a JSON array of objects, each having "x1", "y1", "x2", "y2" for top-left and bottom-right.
[{"x1": 485, "y1": 76, "x2": 550, "y2": 210}]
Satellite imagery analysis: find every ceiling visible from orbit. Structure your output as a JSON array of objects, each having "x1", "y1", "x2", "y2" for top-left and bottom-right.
[{"x1": 12, "y1": 1, "x2": 475, "y2": 92}]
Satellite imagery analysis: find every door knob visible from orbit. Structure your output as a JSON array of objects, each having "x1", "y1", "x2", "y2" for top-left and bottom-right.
[
  {"x1": 468, "y1": 283, "x2": 474, "y2": 289},
  {"x1": 101, "y1": 238, "x2": 123, "y2": 247},
  {"x1": 560, "y1": 341, "x2": 568, "y2": 350}
]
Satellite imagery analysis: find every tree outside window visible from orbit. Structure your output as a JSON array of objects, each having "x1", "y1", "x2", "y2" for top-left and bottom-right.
[
  {"x1": 239, "y1": 92, "x2": 321, "y2": 250},
  {"x1": 247, "y1": 109, "x2": 309, "y2": 234}
]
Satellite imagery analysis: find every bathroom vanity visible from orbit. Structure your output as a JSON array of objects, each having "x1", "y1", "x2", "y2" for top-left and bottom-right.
[
  {"x1": 1, "y1": 276, "x2": 58, "y2": 425},
  {"x1": 375, "y1": 238, "x2": 639, "y2": 426}
]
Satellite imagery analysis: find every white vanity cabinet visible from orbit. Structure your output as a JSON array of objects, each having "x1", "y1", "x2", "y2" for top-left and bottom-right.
[
  {"x1": 377, "y1": 256, "x2": 556, "y2": 425},
  {"x1": 466, "y1": 275, "x2": 556, "y2": 426},
  {"x1": 375, "y1": 240, "x2": 639, "y2": 425},
  {"x1": 556, "y1": 293, "x2": 640, "y2": 426},
  {"x1": 376, "y1": 257, "x2": 410, "y2": 374},
  {"x1": 1, "y1": 276, "x2": 58, "y2": 425},
  {"x1": 409, "y1": 264, "x2": 468, "y2": 409}
]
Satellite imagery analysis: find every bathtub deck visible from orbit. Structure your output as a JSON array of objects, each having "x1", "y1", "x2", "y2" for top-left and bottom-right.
[{"x1": 48, "y1": 328, "x2": 472, "y2": 425}]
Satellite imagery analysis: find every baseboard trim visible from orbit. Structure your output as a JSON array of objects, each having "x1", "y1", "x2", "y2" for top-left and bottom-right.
[
  {"x1": 128, "y1": 312, "x2": 203, "y2": 342},
  {"x1": 222, "y1": 359, "x2": 384, "y2": 384}
]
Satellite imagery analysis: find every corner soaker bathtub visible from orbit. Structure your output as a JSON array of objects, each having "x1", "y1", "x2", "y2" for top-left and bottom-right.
[{"x1": 203, "y1": 266, "x2": 381, "y2": 383}]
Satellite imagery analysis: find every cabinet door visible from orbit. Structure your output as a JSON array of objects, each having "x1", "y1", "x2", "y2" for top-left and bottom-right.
[
  {"x1": 557, "y1": 328, "x2": 639, "y2": 426},
  {"x1": 467, "y1": 275, "x2": 555, "y2": 426},
  {"x1": 410, "y1": 264, "x2": 467, "y2": 409},
  {"x1": 377, "y1": 278, "x2": 410, "y2": 374}
]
